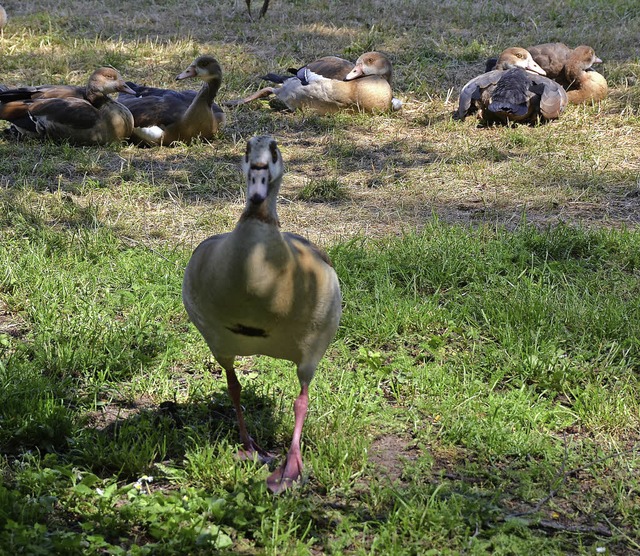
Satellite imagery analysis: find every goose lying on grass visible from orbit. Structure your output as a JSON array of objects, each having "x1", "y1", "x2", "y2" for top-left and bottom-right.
[
  {"x1": 225, "y1": 51, "x2": 401, "y2": 114},
  {"x1": 118, "y1": 55, "x2": 225, "y2": 146},
  {"x1": 485, "y1": 43, "x2": 608, "y2": 104},
  {"x1": 182, "y1": 135, "x2": 342, "y2": 493},
  {"x1": 457, "y1": 46, "x2": 567, "y2": 125},
  {"x1": 550, "y1": 45, "x2": 608, "y2": 104},
  {"x1": 0, "y1": 67, "x2": 135, "y2": 145}
]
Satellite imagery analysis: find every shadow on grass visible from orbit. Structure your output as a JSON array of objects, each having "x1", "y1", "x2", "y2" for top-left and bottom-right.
[{"x1": 69, "y1": 384, "x2": 282, "y2": 482}]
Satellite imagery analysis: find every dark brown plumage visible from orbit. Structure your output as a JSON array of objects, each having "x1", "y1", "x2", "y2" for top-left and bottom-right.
[
  {"x1": 0, "y1": 67, "x2": 135, "y2": 144},
  {"x1": 117, "y1": 55, "x2": 224, "y2": 146},
  {"x1": 526, "y1": 43, "x2": 573, "y2": 80}
]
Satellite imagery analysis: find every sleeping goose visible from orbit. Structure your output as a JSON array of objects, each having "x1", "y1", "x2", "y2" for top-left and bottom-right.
[
  {"x1": 0, "y1": 67, "x2": 135, "y2": 145},
  {"x1": 182, "y1": 135, "x2": 342, "y2": 493},
  {"x1": 457, "y1": 47, "x2": 567, "y2": 125},
  {"x1": 225, "y1": 51, "x2": 401, "y2": 114},
  {"x1": 118, "y1": 55, "x2": 224, "y2": 146}
]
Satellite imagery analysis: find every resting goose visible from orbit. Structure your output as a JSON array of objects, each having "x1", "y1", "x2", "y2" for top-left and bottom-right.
[
  {"x1": 559, "y1": 45, "x2": 608, "y2": 104},
  {"x1": 457, "y1": 47, "x2": 567, "y2": 125},
  {"x1": 225, "y1": 51, "x2": 401, "y2": 114},
  {"x1": 487, "y1": 43, "x2": 608, "y2": 104},
  {"x1": 525, "y1": 42, "x2": 573, "y2": 80},
  {"x1": 261, "y1": 55, "x2": 357, "y2": 84},
  {"x1": 118, "y1": 55, "x2": 224, "y2": 146},
  {"x1": 0, "y1": 67, "x2": 135, "y2": 145},
  {"x1": 182, "y1": 136, "x2": 342, "y2": 493}
]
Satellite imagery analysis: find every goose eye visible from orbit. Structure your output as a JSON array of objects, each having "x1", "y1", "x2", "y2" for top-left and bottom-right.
[{"x1": 269, "y1": 141, "x2": 278, "y2": 163}]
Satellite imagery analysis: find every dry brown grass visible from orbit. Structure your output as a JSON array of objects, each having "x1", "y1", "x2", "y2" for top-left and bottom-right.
[{"x1": 1, "y1": 0, "x2": 639, "y2": 249}]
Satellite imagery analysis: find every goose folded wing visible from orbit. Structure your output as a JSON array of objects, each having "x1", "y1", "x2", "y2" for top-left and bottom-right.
[
  {"x1": 121, "y1": 82, "x2": 197, "y2": 103},
  {"x1": 457, "y1": 70, "x2": 502, "y2": 118},
  {"x1": 529, "y1": 76, "x2": 568, "y2": 119},
  {"x1": 29, "y1": 98, "x2": 101, "y2": 129},
  {"x1": 120, "y1": 96, "x2": 188, "y2": 128},
  {"x1": 0, "y1": 85, "x2": 85, "y2": 102}
]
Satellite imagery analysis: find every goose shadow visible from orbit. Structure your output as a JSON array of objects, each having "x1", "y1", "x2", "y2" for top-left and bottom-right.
[{"x1": 71, "y1": 377, "x2": 283, "y2": 481}]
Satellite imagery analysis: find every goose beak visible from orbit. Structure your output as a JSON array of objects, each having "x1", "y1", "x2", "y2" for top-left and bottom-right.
[
  {"x1": 247, "y1": 167, "x2": 270, "y2": 204},
  {"x1": 176, "y1": 65, "x2": 197, "y2": 81},
  {"x1": 118, "y1": 82, "x2": 137, "y2": 95},
  {"x1": 526, "y1": 58, "x2": 546, "y2": 76},
  {"x1": 344, "y1": 65, "x2": 364, "y2": 81}
]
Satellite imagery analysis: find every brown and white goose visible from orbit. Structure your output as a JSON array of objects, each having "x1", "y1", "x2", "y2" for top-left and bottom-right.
[
  {"x1": 487, "y1": 43, "x2": 608, "y2": 104},
  {"x1": 225, "y1": 51, "x2": 401, "y2": 114},
  {"x1": 457, "y1": 47, "x2": 568, "y2": 125},
  {"x1": 182, "y1": 136, "x2": 342, "y2": 493},
  {"x1": 118, "y1": 55, "x2": 224, "y2": 146},
  {"x1": 0, "y1": 67, "x2": 135, "y2": 145}
]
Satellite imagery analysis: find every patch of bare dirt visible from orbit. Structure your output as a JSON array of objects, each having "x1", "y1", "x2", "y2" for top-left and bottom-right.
[
  {"x1": 367, "y1": 434, "x2": 420, "y2": 483},
  {"x1": 0, "y1": 298, "x2": 28, "y2": 339}
]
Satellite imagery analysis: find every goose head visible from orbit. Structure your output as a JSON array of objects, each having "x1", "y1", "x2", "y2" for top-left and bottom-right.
[
  {"x1": 241, "y1": 136, "x2": 284, "y2": 207},
  {"x1": 495, "y1": 47, "x2": 546, "y2": 76},
  {"x1": 176, "y1": 55, "x2": 223, "y2": 83},
  {"x1": 570, "y1": 45, "x2": 602, "y2": 72},
  {"x1": 86, "y1": 67, "x2": 136, "y2": 99},
  {"x1": 345, "y1": 51, "x2": 393, "y2": 84}
]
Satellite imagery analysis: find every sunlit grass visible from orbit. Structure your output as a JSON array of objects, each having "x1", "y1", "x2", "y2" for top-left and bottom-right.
[{"x1": 1, "y1": 0, "x2": 639, "y2": 553}]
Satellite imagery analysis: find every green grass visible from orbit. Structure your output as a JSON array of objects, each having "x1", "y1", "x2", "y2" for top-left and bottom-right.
[
  {"x1": 2, "y1": 209, "x2": 639, "y2": 554},
  {"x1": 1, "y1": 0, "x2": 640, "y2": 553}
]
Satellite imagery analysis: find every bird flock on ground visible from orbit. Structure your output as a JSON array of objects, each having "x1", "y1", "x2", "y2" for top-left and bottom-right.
[{"x1": 0, "y1": 4, "x2": 611, "y2": 492}]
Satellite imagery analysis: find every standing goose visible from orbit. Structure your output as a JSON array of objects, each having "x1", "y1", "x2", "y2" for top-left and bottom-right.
[
  {"x1": 225, "y1": 51, "x2": 401, "y2": 114},
  {"x1": 182, "y1": 136, "x2": 342, "y2": 493},
  {"x1": 118, "y1": 55, "x2": 224, "y2": 146},
  {"x1": 0, "y1": 67, "x2": 135, "y2": 145},
  {"x1": 457, "y1": 47, "x2": 567, "y2": 124}
]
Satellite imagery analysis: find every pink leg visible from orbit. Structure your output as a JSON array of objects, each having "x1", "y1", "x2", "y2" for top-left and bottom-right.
[
  {"x1": 267, "y1": 384, "x2": 309, "y2": 494},
  {"x1": 223, "y1": 87, "x2": 276, "y2": 107},
  {"x1": 224, "y1": 366, "x2": 273, "y2": 462}
]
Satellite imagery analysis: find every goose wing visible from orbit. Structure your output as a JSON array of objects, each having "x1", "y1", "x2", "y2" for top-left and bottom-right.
[
  {"x1": 529, "y1": 75, "x2": 568, "y2": 119},
  {"x1": 457, "y1": 70, "x2": 503, "y2": 119}
]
